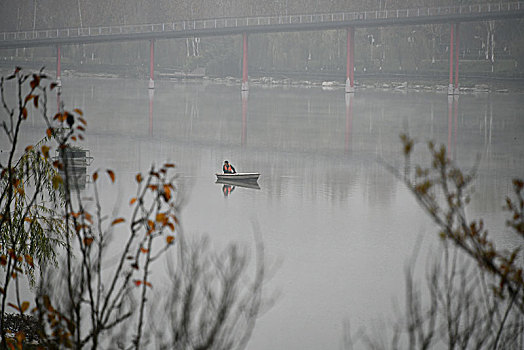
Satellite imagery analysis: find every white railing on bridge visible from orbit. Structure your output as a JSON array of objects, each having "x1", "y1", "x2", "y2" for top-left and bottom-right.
[{"x1": 1, "y1": 1, "x2": 522, "y2": 42}]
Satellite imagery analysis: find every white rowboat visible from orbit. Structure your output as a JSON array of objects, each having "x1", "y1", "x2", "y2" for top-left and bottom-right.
[{"x1": 215, "y1": 173, "x2": 260, "y2": 182}]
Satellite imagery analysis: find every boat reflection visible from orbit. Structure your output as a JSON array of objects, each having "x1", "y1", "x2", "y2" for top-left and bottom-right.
[
  {"x1": 222, "y1": 184, "x2": 235, "y2": 196},
  {"x1": 216, "y1": 178, "x2": 261, "y2": 197}
]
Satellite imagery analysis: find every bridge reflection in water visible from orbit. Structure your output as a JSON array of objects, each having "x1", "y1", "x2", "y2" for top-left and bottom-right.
[
  {"x1": 139, "y1": 83, "x2": 502, "y2": 173},
  {"x1": 242, "y1": 91, "x2": 248, "y2": 146}
]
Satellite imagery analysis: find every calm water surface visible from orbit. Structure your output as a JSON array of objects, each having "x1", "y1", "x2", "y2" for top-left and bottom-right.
[{"x1": 6, "y1": 76, "x2": 524, "y2": 349}]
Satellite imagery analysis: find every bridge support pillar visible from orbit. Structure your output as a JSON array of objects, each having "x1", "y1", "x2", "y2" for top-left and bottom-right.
[
  {"x1": 241, "y1": 33, "x2": 249, "y2": 91},
  {"x1": 149, "y1": 40, "x2": 155, "y2": 89},
  {"x1": 345, "y1": 27, "x2": 355, "y2": 93},
  {"x1": 56, "y1": 45, "x2": 62, "y2": 91},
  {"x1": 454, "y1": 23, "x2": 460, "y2": 95},
  {"x1": 448, "y1": 24, "x2": 454, "y2": 95}
]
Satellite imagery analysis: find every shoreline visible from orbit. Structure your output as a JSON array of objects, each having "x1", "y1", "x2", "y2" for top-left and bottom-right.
[{"x1": 1, "y1": 60, "x2": 523, "y2": 94}]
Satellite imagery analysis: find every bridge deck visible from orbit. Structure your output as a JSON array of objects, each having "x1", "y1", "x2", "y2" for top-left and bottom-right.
[{"x1": 1, "y1": 2, "x2": 523, "y2": 49}]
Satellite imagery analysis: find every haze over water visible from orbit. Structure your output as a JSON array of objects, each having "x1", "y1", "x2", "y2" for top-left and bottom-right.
[{"x1": 6, "y1": 76, "x2": 524, "y2": 349}]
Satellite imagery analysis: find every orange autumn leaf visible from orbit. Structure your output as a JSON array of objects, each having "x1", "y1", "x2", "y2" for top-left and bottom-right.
[
  {"x1": 155, "y1": 213, "x2": 166, "y2": 223},
  {"x1": 75, "y1": 224, "x2": 84, "y2": 232},
  {"x1": 78, "y1": 117, "x2": 87, "y2": 125},
  {"x1": 33, "y1": 95, "x2": 39, "y2": 108},
  {"x1": 164, "y1": 163, "x2": 175, "y2": 168},
  {"x1": 107, "y1": 170, "x2": 115, "y2": 183},
  {"x1": 140, "y1": 247, "x2": 149, "y2": 254},
  {"x1": 46, "y1": 128, "x2": 53, "y2": 138},
  {"x1": 167, "y1": 222, "x2": 175, "y2": 232},
  {"x1": 163, "y1": 185, "x2": 171, "y2": 200},
  {"x1": 41, "y1": 145, "x2": 50, "y2": 159},
  {"x1": 74, "y1": 108, "x2": 83, "y2": 116},
  {"x1": 8, "y1": 303, "x2": 19, "y2": 311},
  {"x1": 30, "y1": 76, "x2": 40, "y2": 89},
  {"x1": 166, "y1": 235, "x2": 175, "y2": 244},
  {"x1": 129, "y1": 197, "x2": 137, "y2": 205},
  {"x1": 21, "y1": 107, "x2": 28, "y2": 119},
  {"x1": 25, "y1": 145, "x2": 33, "y2": 152},
  {"x1": 84, "y1": 212, "x2": 93, "y2": 224},
  {"x1": 20, "y1": 301, "x2": 29, "y2": 313},
  {"x1": 53, "y1": 160, "x2": 63, "y2": 170},
  {"x1": 24, "y1": 94, "x2": 35, "y2": 103},
  {"x1": 16, "y1": 331, "x2": 26, "y2": 344},
  {"x1": 147, "y1": 220, "x2": 154, "y2": 229},
  {"x1": 136, "y1": 173, "x2": 143, "y2": 183},
  {"x1": 83, "y1": 237, "x2": 94, "y2": 246},
  {"x1": 24, "y1": 254, "x2": 34, "y2": 267},
  {"x1": 92, "y1": 172, "x2": 98, "y2": 182},
  {"x1": 144, "y1": 281, "x2": 152, "y2": 288},
  {"x1": 111, "y1": 218, "x2": 125, "y2": 225}
]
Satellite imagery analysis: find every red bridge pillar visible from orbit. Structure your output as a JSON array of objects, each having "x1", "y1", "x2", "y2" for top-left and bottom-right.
[
  {"x1": 345, "y1": 27, "x2": 355, "y2": 93},
  {"x1": 242, "y1": 33, "x2": 249, "y2": 91},
  {"x1": 448, "y1": 24, "x2": 454, "y2": 95},
  {"x1": 454, "y1": 23, "x2": 460, "y2": 95},
  {"x1": 149, "y1": 40, "x2": 155, "y2": 89},
  {"x1": 56, "y1": 45, "x2": 62, "y2": 90}
]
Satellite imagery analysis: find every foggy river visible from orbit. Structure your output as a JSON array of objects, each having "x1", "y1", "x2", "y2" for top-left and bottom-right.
[{"x1": 5, "y1": 76, "x2": 524, "y2": 349}]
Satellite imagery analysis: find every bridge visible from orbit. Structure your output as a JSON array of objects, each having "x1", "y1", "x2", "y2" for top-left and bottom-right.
[{"x1": 1, "y1": 1, "x2": 523, "y2": 93}]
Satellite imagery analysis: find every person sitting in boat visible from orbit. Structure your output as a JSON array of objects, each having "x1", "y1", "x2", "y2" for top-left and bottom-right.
[{"x1": 223, "y1": 160, "x2": 236, "y2": 174}]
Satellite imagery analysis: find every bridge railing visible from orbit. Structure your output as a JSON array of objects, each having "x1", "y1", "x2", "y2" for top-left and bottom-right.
[{"x1": 1, "y1": 1, "x2": 522, "y2": 42}]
